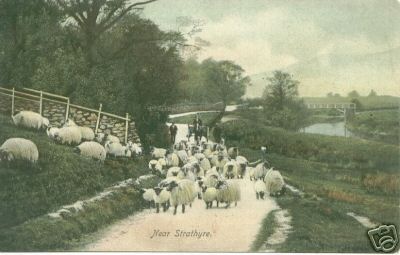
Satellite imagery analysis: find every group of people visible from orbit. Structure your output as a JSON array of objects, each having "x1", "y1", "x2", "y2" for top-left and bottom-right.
[{"x1": 169, "y1": 114, "x2": 223, "y2": 145}]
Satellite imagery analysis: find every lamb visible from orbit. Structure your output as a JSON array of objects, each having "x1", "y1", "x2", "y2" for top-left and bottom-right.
[
  {"x1": 12, "y1": 111, "x2": 49, "y2": 130},
  {"x1": 151, "y1": 147, "x2": 167, "y2": 159},
  {"x1": 153, "y1": 187, "x2": 170, "y2": 213},
  {"x1": 201, "y1": 186, "x2": 218, "y2": 209},
  {"x1": 63, "y1": 119, "x2": 95, "y2": 141},
  {"x1": 223, "y1": 160, "x2": 238, "y2": 179},
  {"x1": 215, "y1": 180, "x2": 241, "y2": 208},
  {"x1": 0, "y1": 138, "x2": 39, "y2": 163},
  {"x1": 264, "y1": 167, "x2": 285, "y2": 196},
  {"x1": 46, "y1": 126, "x2": 60, "y2": 140},
  {"x1": 254, "y1": 179, "x2": 267, "y2": 199},
  {"x1": 54, "y1": 126, "x2": 82, "y2": 145},
  {"x1": 166, "y1": 179, "x2": 197, "y2": 215},
  {"x1": 74, "y1": 141, "x2": 106, "y2": 162},
  {"x1": 127, "y1": 141, "x2": 143, "y2": 157},
  {"x1": 140, "y1": 188, "x2": 156, "y2": 208},
  {"x1": 105, "y1": 141, "x2": 125, "y2": 157},
  {"x1": 95, "y1": 133, "x2": 120, "y2": 144}
]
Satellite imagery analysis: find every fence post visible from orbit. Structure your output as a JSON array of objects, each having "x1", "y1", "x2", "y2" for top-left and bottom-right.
[
  {"x1": 39, "y1": 91, "x2": 43, "y2": 115},
  {"x1": 11, "y1": 87, "x2": 15, "y2": 116},
  {"x1": 95, "y1": 104, "x2": 102, "y2": 134},
  {"x1": 65, "y1": 98, "x2": 70, "y2": 121},
  {"x1": 125, "y1": 113, "x2": 129, "y2": 144}
]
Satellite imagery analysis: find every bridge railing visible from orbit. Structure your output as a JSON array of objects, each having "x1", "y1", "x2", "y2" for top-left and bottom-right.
[{"x1": 306, "y1": 103, "x2": 356, "y2": 110}]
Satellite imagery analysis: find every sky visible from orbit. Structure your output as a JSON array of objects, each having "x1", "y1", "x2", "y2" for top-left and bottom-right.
[{"x1": 141, "y1": 0, "x2": 400, "y2": 97}]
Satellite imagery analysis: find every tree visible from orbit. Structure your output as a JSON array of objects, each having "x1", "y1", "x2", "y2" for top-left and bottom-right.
[
  {"x1": 368, "y1": 89, "x2": 378, "y2": 97},
  {"x1": 333, "y1": 93, "x2": 341, "y2": 97},
  {"x1": 54, "y1": 0, "x2": 159, "y2": 66},
  {"x1": 262, "y1": 71, "x2": 309, "y2": 130},
  {"x1": 263, "y1": 71, "x2": 299, "y2": 110},
  {"x1": 348, "y1": 90, "x2": 360, "y2": 98},
  {"x1": 326, "y1": 92, "x2": 334, "y2": 97},
  {"x1": 202, "y1": 59, "x2": 250, "y2": 126}
]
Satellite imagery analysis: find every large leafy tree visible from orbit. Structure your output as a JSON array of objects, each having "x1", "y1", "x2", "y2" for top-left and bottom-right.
[
  {"x1": 263, "y1": 71, "x2": 309, "y2": 130},
  {"x1": 53, "y1": 0, "x2": 159, "y2": 66},
  {"x1": 0, "y1": 0, "x2": 61, "y2": 87}
]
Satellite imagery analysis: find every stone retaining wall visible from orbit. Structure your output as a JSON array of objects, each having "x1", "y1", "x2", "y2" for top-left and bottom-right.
[{"x1": 0, "y1": 92, "x2": 140, "y2": 143}]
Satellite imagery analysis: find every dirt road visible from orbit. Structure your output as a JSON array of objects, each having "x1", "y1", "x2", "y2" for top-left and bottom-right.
[{"x1": 86, "y1": 177, "x2": 279, "y2": 252}]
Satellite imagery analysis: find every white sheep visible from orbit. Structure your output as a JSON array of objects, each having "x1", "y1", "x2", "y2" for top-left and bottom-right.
[
  {"x1": 235, "y1": 156, "x2": 248, "y2": 179},
  {"x1": 12, "y1": 111, "x2": 49, "y2": 130},
  {"x1": 0, "y1": 138, "x2": 39, "y2": 163},
  {"x1": 215, "y1": 180, "x2": 241, "y2": 208},
  {"x1": 95, "y1": 133, "x2": 120, "y2": 144},
  {"x1": 153, "y1": 187, "x2": 170, "y2": 213},
  {"x1": 166, "y1": 179, "x2": 197, "y2": 215},
  {"x1": 223, "y1": 160, "x2": 238, "y2": 179},
  {"x1": 105, "y1": 141, "x2": 128, "y2": 158},
  {"x1": 158, "y1": 157, "x2": 168, "y2": 171},
  {"x1": 151, "y1": 147, "x2": 167, "y2": 159},
  {"x1": 140, "y1": 188, "x2": 156, "y2": 208},
  {"x1": 167, "y1": 152, "x2": 180, "y2": 167},
  {"x1": 254, "y1": 179, "x2": 267, "y2": 199},
  {"x1": 227, "y1": 147, "x2": 239, "y2": 159},
  {"x1": 199, "y1": 157, "x2": 211, "y2": 172},
  {"x1": 54, "y1": 126, "x2": 82, "y2": 145},
  {"x1": 127, "y1": 141, "x2": 143, "y2": 157},
  {"x1": 46, "y1": 126, "x2": 60, "y2": 140},
  {"x1": 74, "y1": 141, "x2": 106, "y2": 162},
  {"x1": 264, "y1": 167, "x2": 285, "y2": 196},
  {"x1": 148, "y1": 159, "x2": 163, "y2": 175},
  {"x1": 201, "y1": 186, "x2": 218, "y2": 209},
  {"x1": 166, "y1": 166, "x2": 185, "y2": 179},
  {"x1": 63, "y1": 119, "x2": 95, "y2": 141},
  {"x1": 254, "y1": 162, "x2": 269, "y2": 180}
]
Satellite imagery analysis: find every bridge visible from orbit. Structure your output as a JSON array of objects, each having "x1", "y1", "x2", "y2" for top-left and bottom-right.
[{"x1": 305, "y1": 103, "x2": 356, "y2": 111}]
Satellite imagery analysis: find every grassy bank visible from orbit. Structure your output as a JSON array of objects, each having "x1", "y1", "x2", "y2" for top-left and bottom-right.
[
  {"x1": 0, "y1": 176, "x2": 160, "y2": 251},
  {"x1": 239, "y1": 147, "x2": 399, "y2": 252},
  {"x1": 348, "y1": 110, "x2": 399, "y2": 144},
  {"x1": 0, "y1": 113, "x2": 149, "y2": 229},
  {"x1": 222, "y1": 119, "x2": 398, "y2": 172},
  {"x1": 303, "y1": 96, "x2": 399, "y2": 110}
]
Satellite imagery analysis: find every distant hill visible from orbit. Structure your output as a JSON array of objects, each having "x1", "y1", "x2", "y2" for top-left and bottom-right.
[{"x1": 247, "y1": 47, "x2": 400, "y2": 98}]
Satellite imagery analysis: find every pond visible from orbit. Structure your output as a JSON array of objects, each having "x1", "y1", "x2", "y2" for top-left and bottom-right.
[{"x1": 301, "y1": 122, "x2": 354, "y2": 137}]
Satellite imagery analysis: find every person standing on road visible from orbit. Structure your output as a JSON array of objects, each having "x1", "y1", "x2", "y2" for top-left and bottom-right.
[
  {"x1": 193, "y1": 114, "x2": 203, "y2": 144},
  {"x1": 169, "y1": 122, "x2": 178, "y2": 144}
]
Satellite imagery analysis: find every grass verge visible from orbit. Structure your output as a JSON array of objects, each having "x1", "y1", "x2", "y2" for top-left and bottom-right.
[{"x1": 250, "y1": 209, "x2": 278, "y2": 252}]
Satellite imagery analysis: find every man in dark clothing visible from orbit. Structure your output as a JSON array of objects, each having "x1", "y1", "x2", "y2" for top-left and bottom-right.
[
  {"x1": 169, "y1": 122, "x2": 178, "y2": 144},
  {"x1": 193, "y1": 114, "x2": 203, "y2": 144},
  {"x1": 213, "y1": 123, "x2": 222, "y2": 144}
]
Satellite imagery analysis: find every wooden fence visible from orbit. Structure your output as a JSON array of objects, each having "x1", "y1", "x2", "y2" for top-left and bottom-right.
[{"x1": 0, "y1": 87, "x2": 138, "y2": 144}]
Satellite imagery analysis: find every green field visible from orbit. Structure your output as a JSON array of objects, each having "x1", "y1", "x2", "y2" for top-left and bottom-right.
[
  {"x1": 222, "y1": 121, "x2": 399, "y2": 252},
  {"x1": 348, "y1": 110, "x2": 399, "y2": 144},
  {"x1": 0, "y1": 114, "x2": 158, "y2": 251},
  {"x1": 303, "y1": 95, "x2": 399, "y2": 110}
]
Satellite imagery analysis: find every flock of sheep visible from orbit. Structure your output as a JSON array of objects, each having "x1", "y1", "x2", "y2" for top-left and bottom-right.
[
  {"x1": 140, "y1": 139, "x2": 285, "y2": 215},
  {"x1": 0, "y1": 110, "x2": 143, "y2": 163},
  {"x1": 0, "y1": 110, "x2": 286, "y2": 217}
]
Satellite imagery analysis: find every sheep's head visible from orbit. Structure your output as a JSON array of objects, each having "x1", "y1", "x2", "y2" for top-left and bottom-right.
[
  {"x1": 166, "y1": 181, "x2": 178, "y2": 191},
  {"x1": 73, "y1": 147, "x2": 81, "y2": 154},
  {"x1": 139, "y1": 188, "x2": 146, "y2": 195},
  {"x1": 216, "y1": 180, "x2": 225, "y2": 189},
  {"x1": 153, "y1": 187, "x2": 162, "y2": 195},
  {"x1": 0, "y1": 149, "x2": 12, "y2": 161},
  {"x1": 42, "y1": 118, "x2": 50, "y2": 128},
  {"x1": 201, "y1": 185, "x2": 208, "y2": 193},
  {"x1": 227, "y1": 164, "x2": 234, "y2": 172}
]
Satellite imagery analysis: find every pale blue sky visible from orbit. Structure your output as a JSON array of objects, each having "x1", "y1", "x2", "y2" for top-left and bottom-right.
[{"x1": 141, "y1": 0, "x2": 400, "y2": 96}]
